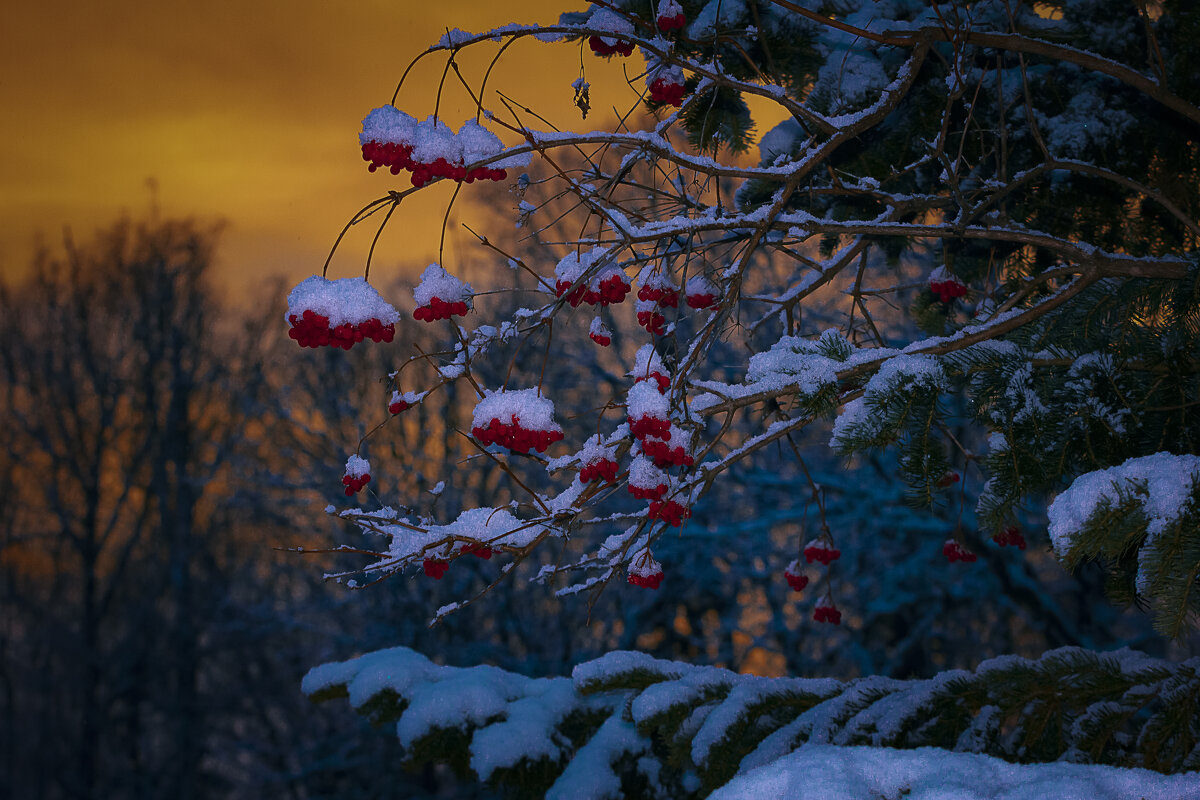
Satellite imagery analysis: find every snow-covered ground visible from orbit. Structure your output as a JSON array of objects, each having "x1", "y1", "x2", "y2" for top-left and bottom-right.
[{"x1": 710, "y1": 744, "x2": 1200, "y2": 800}]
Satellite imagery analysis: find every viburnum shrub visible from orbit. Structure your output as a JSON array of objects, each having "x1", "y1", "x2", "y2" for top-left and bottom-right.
[{"x1": 292, "y1": 0, "x2": 1200, "y2": 638}]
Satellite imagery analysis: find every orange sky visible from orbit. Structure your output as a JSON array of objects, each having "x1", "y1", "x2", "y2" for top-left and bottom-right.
[{"x1": 0, "y1": 1, "x2": 643, "y2": 294}]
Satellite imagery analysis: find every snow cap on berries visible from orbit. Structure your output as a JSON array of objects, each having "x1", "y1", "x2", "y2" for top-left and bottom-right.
[
  {"x1": 943, "y1": 539, "x2": 977, "y2": 563},
  {"x1": 804, "y1": 538, "x2": 841, "y2": 565},
  {"x1": 555, "y1": 246, "x2": 610, "y2": 286},
  {"x1": 410, "y1": 115, "x2": 463, "y2": 165},
  {"x1": 360, "y1": 105, "x2": 419, "y2": 146},
  {"x1": 589, "y1": 317, "x2": 612, "y2": 346},
  {"x1": 647, "y1": 63, "x2": 687, "y2": 107},
  {"x1": 455, "y1": 118, "x2": 504, "y2": 165},
  {"x1": 627, "y1": 549, "x2": 664, "y2": 589},
  {"x1": 685, "y1": 275, "x2": 719, "y2": 309},
  {"x1": 814, "y1": 598, "x2": 842, "y2": 624},
  {"x1": 630, "y1": 344, "x2": 669, "y2": 384},
  {"x1": 472, "y1": 388, "x2": 562, "y2": 433},
  {"x1": 627, "y1": 455, "x2": 668, "y2": 500},
  {"x1": 656, "y1": 0, "x2": 686, "y2": 30},
  {"x1": 389, "y1": 389, "x2": 426, "y2": 414},
  {"x1": 286, "y1": 276, "x2": 401, "y2": 327},
  {"x1": 627, "y1": 380, "x2": 670, "y2": 427},
  {"x1": 784, "y1": 559, "x2": 809, "y2": 592},
  {"x1": 344, "y1": 454, "x2": 370, "y2": 478},
  {"x1": 587, "y1": 7, "x2": 635, "y2": 46},
  {"x1": 929, "y1": 265, "x2": 967, "y2": 302},
  {"x1": 413, "y1": 263, "x2": 472, "y2": 307}
]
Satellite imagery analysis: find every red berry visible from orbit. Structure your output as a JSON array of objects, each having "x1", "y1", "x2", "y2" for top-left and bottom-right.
[
  {"x1": 992, "y1": 526, "x2": 1027, "y2": 550},
  {"x1": 423, "y1": 559, "x2": 449, "y2": 579},
  {"x1": 942, "y1": 540, "x2": 977, "y2": 563},
  {"x1": 460, "y1": 543, "x2": 493, "y2": 559},
  {"x1": 803, "y1": 541, "x2": 841, "y2": 565}
]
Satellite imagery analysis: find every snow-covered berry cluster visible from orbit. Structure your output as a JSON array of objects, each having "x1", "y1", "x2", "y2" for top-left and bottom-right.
[
  {"x1": 342, "y1": 455, "x2": 371, "y2": 496},
  {"x1": 636, "y1": 272, "x2": 680, "y2": 335},
  {"x1": 641, "y1": 423, "x2": 694, "y2": 468},
  {"x1": 579, "y1": 458, "x2": 619, "y2": 484},
  {"x1": 389, "y1": 389, "x2": 424, "y2": 415},
  {"x1": 627, "y1": 455, "x2": 668, "y2": 500},
  {"x1": 637, "y1": 273, "x2": 679, "y2": 307},
  {"x1": 471, "y1": 389, "x2": 565, "y2": 454},
  {"x1": 586, "y1": 9, "x2": 635, "y2": 57},
  {"x1": 656, "y1": 0, "x2": 686, "y2": 31},
  {"x1": 813, "y1": 599, "x2": 842, "y2": 624},
  {"x1": 928, "y1": 266, "x2": 967, "y2": 303},
  {"x1": 627, "y1": 380, "x2": 672, "y2": 440},
  {"x1": 685, "y1": 276, "x2": 719, "y2": 309},
  {"x1": 942, "y1": 539, "x2": 977, "y2": 563},
  {"x1": 804, "y1": 538, "x2": 841, "y2": 565},
  {"x1": 648, "y1": 498, "x2": 690, "y2": 527},
  {"x1": 575, "y1": 435, "x2": 620, "y2": 484},
  {"x1": 412, "y1": 263, "x2": 472, "y2": 322},
  {"x1": 589, "y1": 317, "x2": 613, "y2": 347},
  {"x1": 286, "y1": 276, "x2": 399, "y2": 350},
  {"x1": 635, "y1": 299, "x2": 667, "y2": 336},
  {"x1": 554, "y1": 249, "x2": 631, "y2": 307},
  {"x1": 937, "y1": 470, "x2": 960, "y2": 488},
  {"x1": 627, "y1": 551, "x2": 664, "y2": 589},
  {"x1": 783, "y1": 559, "x2": 809, "y2": 592},
  {"x1": 360, "y1": 107, "x2": 524, "y2": 188},
  {"x1": 648, "y1": 65, "x2": 687, "y2": 107},
  {"x1": 630, "y1": 345, "x2": 671, "y2": 392},
  {"x1": 992, "y1": 526, "x2": 1027, "y2": 550}
]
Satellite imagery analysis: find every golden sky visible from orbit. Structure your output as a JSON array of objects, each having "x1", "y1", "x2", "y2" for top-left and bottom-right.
[{"x1": 0, "y1": 0, "x2": 645, "y2": 293}]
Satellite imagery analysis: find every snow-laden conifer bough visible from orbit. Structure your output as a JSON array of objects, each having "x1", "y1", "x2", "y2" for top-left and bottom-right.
[{"x1": 288, "y1": 0, "x2": 1200, "y2": 795}]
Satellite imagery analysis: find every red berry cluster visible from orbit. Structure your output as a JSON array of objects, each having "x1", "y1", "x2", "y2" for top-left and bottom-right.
[
  {"x1": 813, "y1": 603, "x2": 842, "y2": 624},
  {"x1": 460, "y1": 543, "x2": 494, "y2": 559},
  {"x1": 634, "y1": 371, "x2": 671, "y2": 392},
  {"x1": 657, "y1": 12, "x2": 686, "y2": 31},
  {"x1": 638, "y1": 284, "x2": 679, "y2": 307},
  {"x1": 943, "y1": 540, "x2": 977, "y2": 563},
  {"x1": 642, "y1": 438, "x2": 694, "y2": 468},
  {"x1": 637, "y1": 309, "x2": 666, "y2": 335},
  {"x1": 992, "y1": 526, "x2": 1027, "y2": 550},
  {"x1": 649, "y1": 77, "x2": 686, "y2": 107},
  {"x1": 389, "y1": 400, "x2": 409, "y2": 414},
  {"x1": 579, "y1": 458, "x2": 619, "y2": 484},
  {"x1": 589, "y1": 329, "x2": 612, "y2": 346},
  {"x1": 930, "y1": 277, "x2": 967, "y2": 303},
  {"x1": 589, "y1": 36, "x2": 634, "y2": 57},
  {"x1": 413, "y1": 296, "x2": 470, "y2": 322},
  {"x1": 288, "y1": 310, "x2": 396, "y2": 350},
  {"x1": 342, "y1": 472, "x2": 371, "y2": 496},
  {"x1": 472, "y1": 417, "x2": 565, "y2": 454},
  {"x1": 804, "y1": 541, "x2": 841, "y2": 565},
  {"x1": 686, "y1": 291, "x2": 717, "y2": 309},
  {"x1": 784, "y1": 561, "x2": 809, "y2": 592},
  {"x1": 423, "y1": 558, "x2": 449, "y2": 579},
  {"x1": 361, "y1": 141, "x2": 507, "y2": 188},
  {"x1": 649, "y1": 498, "x2": 690, "y2": 527},
  {"x1": 628, "y1": 569, "x2": 664, "y2": 589},
  {"x1": 556, "y1": 274, "x2": 631, "y2": 307},
  {"x1": 630, "y1": 415, "x2": 672, "y2": 440},
  {"x1": 628, "y1": 482, "x2": 668, "y2": 501},
  {"x1": 937, "y1": 471, "x2": 960, "y2": 488}
]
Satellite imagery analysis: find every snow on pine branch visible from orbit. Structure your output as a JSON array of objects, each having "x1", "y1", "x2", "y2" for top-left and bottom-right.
[{"x1": 305, "y1": 644, "x2": 1200, "y2": 795}]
